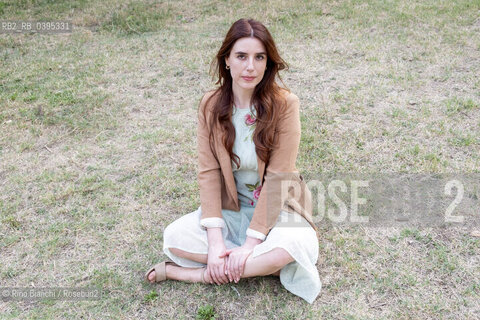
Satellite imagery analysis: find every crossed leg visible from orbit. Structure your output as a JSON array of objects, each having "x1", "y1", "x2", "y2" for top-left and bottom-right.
[{"x1": 146, "y1": 247, "x2": 294, "y2": 283}]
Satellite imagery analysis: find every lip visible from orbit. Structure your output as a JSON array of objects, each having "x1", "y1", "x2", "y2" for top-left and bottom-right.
[{"x1": 242, "y1": 76, "x2": 255, "y2": 81}]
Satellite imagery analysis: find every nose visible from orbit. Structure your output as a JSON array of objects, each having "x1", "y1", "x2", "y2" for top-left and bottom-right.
[{"x1": 246, "y1": 57, "x2": 254, "y2": 72}]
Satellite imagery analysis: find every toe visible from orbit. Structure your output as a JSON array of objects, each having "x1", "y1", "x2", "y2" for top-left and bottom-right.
[{"x1": 148, "y1": 270, "x2": 156, "y2": 282}]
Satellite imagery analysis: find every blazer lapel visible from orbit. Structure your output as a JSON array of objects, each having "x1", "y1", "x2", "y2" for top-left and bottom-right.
[
  {"x1": 215, "y1": 136, "x2": 239, "y2": 207},
  {"x1": 257, "y1": 156, "x2": 265, "y2": 184}
]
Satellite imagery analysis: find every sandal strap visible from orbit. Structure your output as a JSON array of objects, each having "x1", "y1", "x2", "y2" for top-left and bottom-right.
[
  {"x1": 145, "y1": 260, "x2": 178, "y2": 283},
  {"x1": 155, "y1": 261, "x2": 167, "y2": 282}
]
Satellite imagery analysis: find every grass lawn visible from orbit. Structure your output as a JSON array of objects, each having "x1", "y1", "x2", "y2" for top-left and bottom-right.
[{"x1": 1, "y1": 0, "x2": 479, "y2": 319}]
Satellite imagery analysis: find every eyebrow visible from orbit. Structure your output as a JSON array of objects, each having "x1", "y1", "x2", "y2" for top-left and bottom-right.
[{"x1": 234, "y1": 51, "x2": 267, "y2": 55}]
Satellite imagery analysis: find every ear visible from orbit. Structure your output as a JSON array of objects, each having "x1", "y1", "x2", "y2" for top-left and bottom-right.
[{"x1": 225, "y1": 56, "x2": 229, "y2": 68}]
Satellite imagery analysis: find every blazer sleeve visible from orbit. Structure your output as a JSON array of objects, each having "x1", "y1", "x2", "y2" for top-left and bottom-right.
[
  {"x1": 197, "y1": 92, "x2": 224, "y2": 222},
  {"x1": 248, "y1": 92, "x2": 302, "y2": 236}
]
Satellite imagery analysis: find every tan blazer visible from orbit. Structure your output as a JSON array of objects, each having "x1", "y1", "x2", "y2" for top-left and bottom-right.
[{"x1": 197, "y1": 89, "x2": 318, "y2": 239}]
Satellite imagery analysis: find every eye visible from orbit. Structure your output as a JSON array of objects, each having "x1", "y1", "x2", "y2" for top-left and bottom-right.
[
  {"x1": 256, "y1": 55, "x2": 265, "y2": 60},
  {"x1": 237, "y1": 54, "x2": 246, "y2": 60}
]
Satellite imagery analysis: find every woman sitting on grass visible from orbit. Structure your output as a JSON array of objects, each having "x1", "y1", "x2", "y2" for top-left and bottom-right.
[{"x1": 145, "y1": 18, "x2": 321, "y2": 304}]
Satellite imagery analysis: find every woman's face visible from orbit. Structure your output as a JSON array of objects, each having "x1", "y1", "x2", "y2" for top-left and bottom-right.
[{"x1": 225, "y1": 37, "x2": 267, "y2": 93}]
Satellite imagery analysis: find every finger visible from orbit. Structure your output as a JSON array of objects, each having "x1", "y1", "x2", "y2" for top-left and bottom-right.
[
  {"x1": 230, "y1": 255, "x2": 238, "y2": 282},
  {"x1": 207, "y1": 268, "x2": 214, "y2": 285},
  {"x1": 219, "y1": 264, "x2": 228, "y2": 284},
  {"x1": 239, "y1": 257, "x2": 246, "y2": 281},
  {"x1": 210, "y1": 267, "x2": 220, "y2": 285},
  {"x1": 210, "y1": 268, "x2": 217, "y2": 285},
  {"x1": 206, "y1": 267, "x2": 213, "y2": 284},
  {"x1": 224, "y1": 256, "x2": 230, "y2": 281},
  {"x1": 231, "y1": 257, "x2": 238, "y2": 283},
  {"x1": 234, "y1": 258, "x2": 241, "y2": 282},
  {"x1": 226, "y1": 256, "x2": 233, "y2": 282},
  {"x1": 219, "y1": 265, "x2": 228, "y2": 284},
  {"x1": 218, "y1": 266, "x2": 227, "y2": 285},
  {"x1": 214, "y1": 265, "x2": 224, "y2": 285},
  {"x1": 228, "y1": 257, "x2": 235, "y2": 282}
]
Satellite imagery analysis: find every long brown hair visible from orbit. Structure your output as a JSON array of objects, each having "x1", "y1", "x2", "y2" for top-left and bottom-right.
[{"x1": 202, "y1": 18, "x2": 289, "y2": 169}]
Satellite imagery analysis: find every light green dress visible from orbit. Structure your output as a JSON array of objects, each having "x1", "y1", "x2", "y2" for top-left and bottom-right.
[{"x1": 163, "y1": 105, "x2": 322, "y2": 304}]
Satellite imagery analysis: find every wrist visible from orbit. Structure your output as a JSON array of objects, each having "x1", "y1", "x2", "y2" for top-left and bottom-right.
[
  {"x1": 207, "y1": 227, "x2": 223, "y2": 241},
  {"x1": 243, "y1": 236, "x2": 262, "y2": 248},
  {"x1": 207, "y1": 231, "x2": 224, "y2": 250}
]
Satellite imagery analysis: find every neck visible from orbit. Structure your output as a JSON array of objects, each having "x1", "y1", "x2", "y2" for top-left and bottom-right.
[{"x1": 232, "y1": 82, "x2": 254, "y2": 109}]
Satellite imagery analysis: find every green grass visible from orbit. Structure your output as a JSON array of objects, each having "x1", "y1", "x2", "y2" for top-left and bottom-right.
[
  {"x1": 196, "y1": 305, "x2": 216, "y2": 320},
  {"x1": 100, "y1": 1, "x2": 175, "y2": 35},
  {"x1": 446, "y1": 97, "x2": 479, "y2": 115},
  {"x1": 1, "y1": 0, "x2": 479, "y2": 319}
]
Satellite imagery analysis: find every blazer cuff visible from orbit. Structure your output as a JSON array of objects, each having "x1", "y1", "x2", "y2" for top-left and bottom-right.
[
  {"x1": 200, "y1": 217, "x2": 226, "y2": 229},
  {"x1": 246, "y1": 228, "x2": 266, "y2": 241}
]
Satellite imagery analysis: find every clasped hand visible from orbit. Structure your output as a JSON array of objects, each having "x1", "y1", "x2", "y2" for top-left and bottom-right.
[
  {"x1": 219, "y1": 244, "x2": 253, "y2": 283},
  {"x1": 207, "y1": 237, "x2": 261, "y2": 285}
]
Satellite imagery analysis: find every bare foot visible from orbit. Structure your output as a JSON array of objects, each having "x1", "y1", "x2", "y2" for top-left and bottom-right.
[
  {"x1": 147, "y1": 265, "x2": 210, "y2": 283},
  {"x1": 147, "y1": 270, "x2": 156, "y2": 282},
  {"x1": 146, "y1": 264, "x2": 173, "y2": 283}
]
